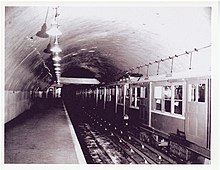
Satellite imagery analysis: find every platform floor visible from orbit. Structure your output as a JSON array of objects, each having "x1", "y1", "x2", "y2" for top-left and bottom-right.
[{"x1": 4, "y1": 99, "x2": 86, "y2": 164}]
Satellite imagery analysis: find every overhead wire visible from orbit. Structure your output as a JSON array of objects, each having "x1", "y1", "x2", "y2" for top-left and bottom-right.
[{"x1": 117, "y1": 44, "x2": 211, "y2": 80}]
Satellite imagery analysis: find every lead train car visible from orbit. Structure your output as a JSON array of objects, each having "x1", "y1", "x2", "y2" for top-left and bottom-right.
[{"x1": 77, "y1": 71, "x2": 211, "y2": 164}]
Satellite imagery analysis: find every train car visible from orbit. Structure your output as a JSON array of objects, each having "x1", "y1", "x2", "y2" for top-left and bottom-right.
[{"x1": 77, "y1": 68, "x2": 211, "y2": 163}]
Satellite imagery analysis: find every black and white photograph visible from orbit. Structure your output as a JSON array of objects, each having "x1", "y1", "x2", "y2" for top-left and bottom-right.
[{"x1": 1, "y1": 1, "x2": 219, "y2": 170}]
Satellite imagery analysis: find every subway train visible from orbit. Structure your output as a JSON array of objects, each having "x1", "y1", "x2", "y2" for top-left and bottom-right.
[{"x1": 75, "y1": 70, "x2": 211, "y2": 164}]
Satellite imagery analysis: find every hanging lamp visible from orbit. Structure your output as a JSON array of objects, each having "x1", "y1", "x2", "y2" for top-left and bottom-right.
[
  {"x1": 52, "y1": 52, "x2": 61, "y2": 61},
  {"x1": 36, "y1": 23, "x2": 49, "y2": 38},
  {"x1": 46, "y1": 23, "x2": 62, "y2": 36},
  {"x1": 51, "y1": 36, "x2": 62, "y2": 53},
  {"x1": 43, "y1": 41, "x2": 52, "y2": 53},
  {"x1": 46, "y1": 7, "x2": 62, "y2": 36},
  {"x1": 36, "y1": 7, "x2": 49, "y2": 38}
]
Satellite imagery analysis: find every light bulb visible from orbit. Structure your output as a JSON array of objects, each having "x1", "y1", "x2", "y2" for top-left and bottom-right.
[
  {"x1": 54, "y1": 67, "x2": 61, "y2": 71},
  {"x1": 51, "y1": 36, "x2": 62, "y2": 52},
  {"x1": 51, "y1": 43, "x2": 62, "y2": 53},
  {"x1": 46, "y1": 24, "x2": 62, "y2": 36},
  {"x1": 53, "y1": 63, "x2": 61, "y2": 67},
  {"x1": 53, "y1": 53, "x2": 61, "y2": 61}
]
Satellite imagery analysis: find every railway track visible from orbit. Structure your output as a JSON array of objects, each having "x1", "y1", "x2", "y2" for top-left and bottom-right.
[
  {"x1": 77, "y1": 110, "x2": 176, "y2": 164},
  {"x1": 78, "y1": 123, "x2": 142, "y2": 164}
]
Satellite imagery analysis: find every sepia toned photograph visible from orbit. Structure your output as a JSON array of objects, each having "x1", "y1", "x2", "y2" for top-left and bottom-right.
[{"x1": 1, "y1": 1, "x2": 219, "y2": 170}]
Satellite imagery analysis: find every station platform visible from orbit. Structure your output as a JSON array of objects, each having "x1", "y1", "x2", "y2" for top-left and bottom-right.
[{"x1": 4, "y1": 98, "x2": 86, "y2": 164}]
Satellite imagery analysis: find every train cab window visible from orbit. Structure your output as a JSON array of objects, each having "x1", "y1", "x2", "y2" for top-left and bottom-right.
[
  {"x1": 164, "y1": 86, "x2": 171, "y2": 113},
  {"x1": 154, "y1": 86, "x2": 162, "y2": 111},
  {"x1": 174, "y1": 85, "x2": 183, "y2": 115},
  {"x1": 198, "y1": 84, "x2": 205, "y2": 102}
]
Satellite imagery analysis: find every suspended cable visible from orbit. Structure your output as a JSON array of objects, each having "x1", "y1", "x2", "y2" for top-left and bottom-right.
[
  {"x1": 146, "y1": 64, "x2": 149, "y2": 78},
  {"x1": 170, "y1": 57, "x2": 174, "y2": 73},
  {"x1": 156, "y1": 60, "x2": 160, "y2": 75},
  {"x1": 189, "y1": 52, "x2": 193, "y2": 70},
  {"x1": 120, "y1": 44, "x2": 211, "y2": 79},
  {"x1": 44, "y1": 7, "x2": 49, "y2": 23}
]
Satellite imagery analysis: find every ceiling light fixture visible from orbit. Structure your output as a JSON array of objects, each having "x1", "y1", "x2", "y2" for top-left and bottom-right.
[
  {"x1": 41, "y1": 7, "x2": 63, "y2": 85},
  {"x1": 46, "y1": 7, "x2": 62, "y2": 36},
  {"x1": 88, "y1": 50, "x2": 95, "y2": 53},
  {"x1": 36, "y1": 7, "x2": 49, "y2": 38},
  {"x1": 54, "y1": 67, "x2": 61, "y2": 71},
  {"x1": 36, "y1": 23, "x2": 49, "y2": 38},
  {"x1": 43, "y1": 42, "x2": 52, "y2": 53},
  {"x1": 46, "y1": 23, "x2": 62, "y2": 36},
  {"x1": 51, "y1": 36, "x2": 62, "y2": 53},
  {"x1": 53, "y1": 63, "x2": 61, "y2": 67},
  {"x1": 72, "y1": 53, "x2": 78, "y2": 56},
  {"x1": 52, "y1": 52, "x2": 61, "y2": 61}
]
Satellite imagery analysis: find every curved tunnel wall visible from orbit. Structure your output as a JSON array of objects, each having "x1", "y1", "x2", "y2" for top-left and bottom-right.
[{"x1": 5, "y1": 91, "x2": 32, "y2": 123}]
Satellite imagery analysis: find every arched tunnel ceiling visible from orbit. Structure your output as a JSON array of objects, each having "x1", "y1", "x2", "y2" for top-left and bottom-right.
[{"x1": 5, "y1": 6, "x2": 211, "y2": 91}]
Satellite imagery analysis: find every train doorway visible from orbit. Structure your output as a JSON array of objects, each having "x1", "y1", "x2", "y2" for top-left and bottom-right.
[{"x1": 186, "y1": 78, "x2": 209, "y2": 148}]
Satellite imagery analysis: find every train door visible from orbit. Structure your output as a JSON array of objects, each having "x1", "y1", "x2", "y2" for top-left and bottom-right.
[
  {"x1": 139, "y1": 83, "x2": 150, "y2": 125},
  {"x1": 186, "y1": 78, "x2": 209, "y2": 148},
  {"x1": 123, "y1": 84, "x2": 130, "y2": 119}
]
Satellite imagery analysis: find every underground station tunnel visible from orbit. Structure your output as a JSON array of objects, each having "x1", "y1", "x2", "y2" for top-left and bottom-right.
[{"x1": 3, "y1": 3, "x2": 216, "y2": 166}]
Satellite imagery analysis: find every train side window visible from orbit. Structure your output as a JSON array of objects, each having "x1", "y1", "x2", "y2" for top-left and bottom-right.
[
  {"x1": 140, "y1": 87, "x2": 145, "y2": 98},
  {"x1": 111, "y1": 88, "x2": 115, "y2": 96},
  {"x1": 130, "y1": 86, "x2": 140, "y2": 108},
  {"x1": 125, "y1": 85, "x2": 130, "y2": 101},
  {"x1": 174, "y1": 85, "x2": 183, "y2": 115},
  {"x1": 137, "y1": 87, "x2": 141, "y2": 107},
  {"x1": 198, "y1": 84, "x2": 205, "y2": 102},
  {"x1": 145, "y1": 87, "x2": 148, "y2": 98},
  {"x1": 131, "y1": 87, "x2": 135, "y2": 107},
  {"x1": 118, "y1": 86, "x2": 124, "y2": 104},
  {"x1": 153, "y1": 84, "x2": 184, "y2": 116},
  {"x1": 164, "y1": 86, "x2": 171, "y2": 113},
  {"x1": 106, "y1": 88, "x2": 111, "y2": 102},
  {"x1": 154, "y1": 86, "x2": 162, "y2": 111},
  {"x1": 99, "y1": 89, "x2": 102, "y2": 100},
  {"x1": 188, "y1": 84, "x2": 196, "y2": 102}
]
